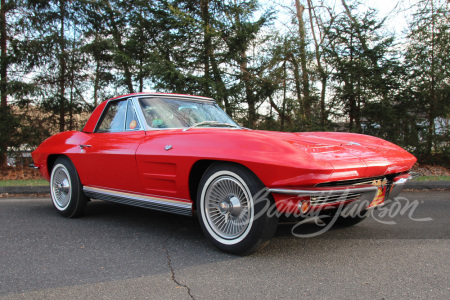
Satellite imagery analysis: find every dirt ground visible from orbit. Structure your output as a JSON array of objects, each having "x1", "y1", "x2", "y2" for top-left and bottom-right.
[
  {"x1": 0, "y1": 167, "x2": 42, "y2": 181},
  {"x1": 410, "y1": 163, "x2": 450, "y2": 177}
]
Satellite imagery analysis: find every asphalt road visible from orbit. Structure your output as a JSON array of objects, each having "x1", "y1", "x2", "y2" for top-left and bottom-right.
[{"x1": 0, "y1": 191, "x2": 449, "y2": 299}]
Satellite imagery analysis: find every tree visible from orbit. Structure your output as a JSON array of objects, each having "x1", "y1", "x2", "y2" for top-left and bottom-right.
[
  {"x1": 404, "y1": 0, "x2": 450, "y2": 157},
  {"x1": 1, "y1": 0, "x2": 9, "y2": 107},
  {"x1": 306, "y1": 0, "x2": 333, "y2": 129},
  {"x1": 325, "y1": 3, "x2": 399, "y2": 133},
  {"x1": 0, "y1": 0, "x2": 9, "y2": 166},
  {"x1": 145, "y1": 0, "x2": 273, "y2": 126},
  {"x1": 294, "y1": 0, "x2": 311, "y2": 120}
]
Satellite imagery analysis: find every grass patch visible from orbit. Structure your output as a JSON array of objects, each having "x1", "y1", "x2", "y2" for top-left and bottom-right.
[
  {"x1": 413, "y1": 176, "x2": 450, "y2": 181},
  {"x1": 0, "y1": 179, "x2": 49, "y2": 187}
]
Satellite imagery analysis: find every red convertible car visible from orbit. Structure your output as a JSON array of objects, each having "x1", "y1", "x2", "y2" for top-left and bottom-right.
[{"x1": 32, "y1": 93, "x2": 416, "y2": 254}]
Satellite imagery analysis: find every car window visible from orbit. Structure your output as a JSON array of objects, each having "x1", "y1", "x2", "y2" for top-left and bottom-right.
[
  {"x1": 96, "y1": 100, "x2": 128, "y2": 132},
  {"x1": 139, "y1": 97, "x2": 237, "y2": 129}
]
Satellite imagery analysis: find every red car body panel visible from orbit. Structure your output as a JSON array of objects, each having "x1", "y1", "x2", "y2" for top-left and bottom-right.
[
  {"x1": 32, "y1": 94, "x2": 417, "y2": 214},
  {"x1": 73, "y1": 131, "x2": 145, "y2": 192}
]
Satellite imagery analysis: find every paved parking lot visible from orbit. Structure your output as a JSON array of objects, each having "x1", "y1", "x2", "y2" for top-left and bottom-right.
[{"x1": 1, "y1": 191, "x2": 449, "y2": 299}]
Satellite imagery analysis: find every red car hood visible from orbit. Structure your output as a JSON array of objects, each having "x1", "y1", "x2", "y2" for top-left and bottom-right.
[{"x1": 249, "y1": 130, "x2": 416, "y2": 179}]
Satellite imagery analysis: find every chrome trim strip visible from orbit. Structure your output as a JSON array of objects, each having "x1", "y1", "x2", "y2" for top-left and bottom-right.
[
  {"x1": 83, "y1": 186, "x2": 192, "y2": 216},
  {"x1": 105, "y1": 93, "x2": 215, "y2": 103},
  {"x1": 122, "y1": 100, "x2": 128, "y2": 130},
  {"x1": 136, "y1": 95, "x2": 215, "y2": 104}
]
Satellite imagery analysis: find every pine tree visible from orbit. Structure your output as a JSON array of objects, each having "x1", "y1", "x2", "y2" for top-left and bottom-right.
[
  {"x1": 325, "y1": 3, "x2": 400, "y2": 133},
  {"x1": 404, "y1": 0, "x2": 450, "y2": 157}
]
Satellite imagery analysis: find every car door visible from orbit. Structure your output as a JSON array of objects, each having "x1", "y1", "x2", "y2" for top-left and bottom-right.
[
  {"x1": 134, "y1": 96, "x2": 190, "y2": 199},
  {"x1": 75, "y1": 98, "x2": 146, "y2": 193}
]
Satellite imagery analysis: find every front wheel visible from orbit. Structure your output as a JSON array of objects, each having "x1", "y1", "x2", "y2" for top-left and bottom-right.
[
  {"x1": 50, "y1": 157, "x2": 87, "y2": 218},
  {"x1": 197, "y1": 163, "x2": 278, "y2": 255}
]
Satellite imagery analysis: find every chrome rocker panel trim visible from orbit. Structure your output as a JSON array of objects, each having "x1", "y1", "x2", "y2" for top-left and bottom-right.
[{"x1": 83, "y1": 186, "x2": 193, "y2": 216}]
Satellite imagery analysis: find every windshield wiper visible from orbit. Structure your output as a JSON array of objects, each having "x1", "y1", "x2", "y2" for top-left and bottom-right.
[{"x1": 183, "y1": 121, "x2": 240, "y2": 131}]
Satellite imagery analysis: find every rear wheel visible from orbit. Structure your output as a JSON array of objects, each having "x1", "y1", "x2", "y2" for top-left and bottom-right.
[
  {"x1": 197, "y1": 163, "x2": 278, "y2": 255},
  {"x1": 50, "y1": 157, "x2": 87, "y2": 218}
]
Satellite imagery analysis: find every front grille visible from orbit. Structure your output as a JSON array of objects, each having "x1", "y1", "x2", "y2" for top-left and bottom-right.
[
  {"x1": 312, "y1": 173, "x2": 403, "y2": 205},
  {"x1": 315, "y1": 173, "x2": 400, "y2": 188},
  {"x1": 315, "y1": 176, "x2": 385, "y2": 187},
  {"x1": 310, "y1": 192, "x2": 362, "y2": 205}
]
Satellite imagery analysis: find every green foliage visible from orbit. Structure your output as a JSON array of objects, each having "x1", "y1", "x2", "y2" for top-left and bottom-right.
[
  {"x1": 404, "y1": 0, "x2": 450, "y2": 158},
  {"x1": 325, "y1": 6, "x2": 401, "y2": 133}
]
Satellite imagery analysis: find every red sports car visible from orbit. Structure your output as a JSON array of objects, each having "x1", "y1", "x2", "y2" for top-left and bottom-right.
[{"x1": 32, "y1": 93, "x2": 416, "y2": 254}]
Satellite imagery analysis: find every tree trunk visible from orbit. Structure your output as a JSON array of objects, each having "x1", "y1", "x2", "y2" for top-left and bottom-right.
[
  {"x1": 105, "y1": 2, "x2": 134, "y2": 93},
  {"x1": 427, "y1": 0, "x2": 436, "y2": 156},
  {"x1": 289, "y1": 53, "x2": 303, "y2": 118},
  {"x1": 94, "y1": 59, "x2": 100, "y2": 107},
  {"x1": 240, "y1": 50, "x2": 256, "y2": 127},
  {"x1": 210, "y1": 52, "x2": 232, "y2": 116},
  {"x1": 139, "y1": 56, "x2": 143, "y2": 92},
  {"x1": 281, "y1": 60, "x2": 287, "y2": 131},
  {"x1": 268, "y1": 95, "x2": 291, "y2": 125},
  {"x1": 59, "y1": 0, "x2": 66, "y2": 132},
  {"x1": 233, "y1": 5, "x2": 256, "y2": 127},
  {"x1": 307, "y1": 0, "x2": 327, "y2": 128},
  {"x1": 320, "y1": 75, "x2": 327, "y2": 128},
  {"x1": 341, "y1": 0, "x2": 377, "y2": 66},
  {"x1": 294, "y1": 0, "x2": 311, "y2": 119},
  {"x1": 356, "y1": 79, "x2": 361, "y2": 133},
  {"x1": 349, "y1": 90, "x2": 355, "y2": 131},
  {"x1": 201, "y1": 0, "x2": 231, "y2": 115},
  {"x1": 348, "y1": 31, "x2": 355, "y2": 131},
  {"x1": 114, "y1": 32, "x2": 134, "y2": 93},
  {"x1": 201, "y1": 0, "x2": 211, "y2": 97},
  {"x1": 69, "y1": 33, "x2": 75, "y2": 131},
  {"x1": 1, "y1": 0, "x2": 7, "y2": 108},
  {"x1": 0, "y1": 0, "x2": 7, "y2": 167}
]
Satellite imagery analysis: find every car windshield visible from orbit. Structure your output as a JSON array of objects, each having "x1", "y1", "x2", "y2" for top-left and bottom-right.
[{"x1": 138, "y1": 97, "x2": 239, "y2": 129}]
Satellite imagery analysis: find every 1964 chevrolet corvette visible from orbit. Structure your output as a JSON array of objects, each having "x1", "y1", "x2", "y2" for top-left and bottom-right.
[{"x1": 32, "y1": 93, "x2": 416, "y2": 254}]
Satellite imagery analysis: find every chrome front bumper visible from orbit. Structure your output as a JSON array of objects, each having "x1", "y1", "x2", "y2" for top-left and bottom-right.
[
  {"x1": 386, "y1": 173, "x2": 412, "y2": 200},
  {"x1": 269, "y1": 173, "x2": 412, "y2": 208}
]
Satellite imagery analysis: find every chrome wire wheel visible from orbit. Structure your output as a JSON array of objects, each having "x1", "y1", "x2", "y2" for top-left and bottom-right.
[
  {"x1": 202, "y1": 171, "x2": 254, "y2": 244},
  {"x1": 50, "y1": 163, "x2": 72, "y2": 211},
  {"x1": 198, "y1": 163, "x2": 278, "y2": 255}
]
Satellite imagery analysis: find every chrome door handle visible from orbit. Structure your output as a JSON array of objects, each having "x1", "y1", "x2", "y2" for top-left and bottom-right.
[{"x1": 79, "y1": 144, "x2": 92, "y2": 149}]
